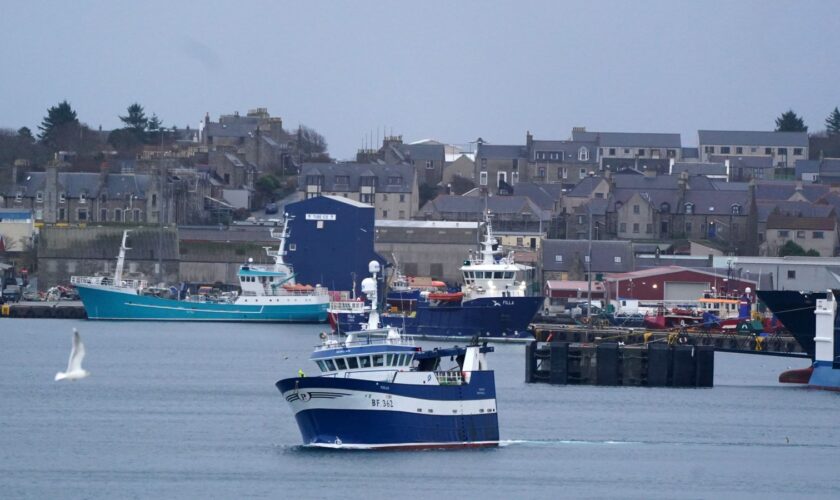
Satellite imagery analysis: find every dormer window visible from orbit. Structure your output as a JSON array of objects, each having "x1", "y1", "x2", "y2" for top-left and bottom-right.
[
  {"x1": 335, "y1": 175, "x2": 350, "y2": 185},
  {"x1": 388, "y1": 176, "x2": 402, "y2": 185},
  {"x1": 578, "y1": 147, "x2": 589, "y2": 161},
  {"x1": 59, "y1": 193, "x2": 66, "y2": 204},
  {"x1": 684, "y1": 202, "x2": 694, "y2": 214},
  {"x1": 80, "y1": 193, "x2": 87, "y2": 204},
  {"x1": 36, "y1": 191, "x2": 44, "y2": 203},
  {"x1": 731, "y1": 204, "x2": 741, "y2": 215},
  {"x1": 15, "y1": 191, "x2": 23, "y2": 203},
  {"x1": 660, "y1": 202, "x2": 670, "y2": 213}
]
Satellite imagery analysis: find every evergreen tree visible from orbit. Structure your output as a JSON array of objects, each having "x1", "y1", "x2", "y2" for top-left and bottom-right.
[
  {"x1": 826, "y1": 107, "x2": 840, "y2": 136},
  {"x1": 38, "y1": 100, "x2": 80, "y2": 147},
  {"x1": 775, "y1": 109, "x2": 808, "y2": 132},
  {"x1": 17, "y1": 127, "x2": 34, "y2": 144},
  {"x1": 147, "y1": 114, "x2": 162, "y2": 133},
  {"x1": 119, "y1": 103, "x2": 148, "y2": 142}
]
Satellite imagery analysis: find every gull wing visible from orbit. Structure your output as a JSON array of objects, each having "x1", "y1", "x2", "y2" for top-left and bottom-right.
[{"x1": 67, "y1": 329, "x2": 86, "y2": 372}]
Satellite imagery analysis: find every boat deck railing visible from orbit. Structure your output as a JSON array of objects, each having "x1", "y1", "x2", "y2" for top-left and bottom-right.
[
  {"x1": 315, "y1": 332, "x2": 416, "y2": 351},
  {"x1": 435, "y1": 370, "x2": 464, "y2": 385},
  {"x1": 71, "y1": 275, "x2": 148, "y2": 290},
  {"x1": 329, "y1": 300, "x2": 367, "y2": 313}
]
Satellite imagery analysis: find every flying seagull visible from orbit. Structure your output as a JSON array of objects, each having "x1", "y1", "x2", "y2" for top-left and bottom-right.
[{"x1": 55, "y1": 328, "x2": 90, "y2": 381}]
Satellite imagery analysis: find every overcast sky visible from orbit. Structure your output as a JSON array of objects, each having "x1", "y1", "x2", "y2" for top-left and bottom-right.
[{"x1": 1, "y1": 0, "x2": 838, "y2": 159}]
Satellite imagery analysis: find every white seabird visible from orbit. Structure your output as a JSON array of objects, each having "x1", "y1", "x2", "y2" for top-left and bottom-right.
[{"x1": 55, "y1": 328, "x2": 90, "y2": 381}]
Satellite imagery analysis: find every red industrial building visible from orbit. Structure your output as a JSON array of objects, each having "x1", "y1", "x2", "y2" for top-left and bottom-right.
[{"x1": 606, "y1": 266, "x2": 757, "y2": 302}]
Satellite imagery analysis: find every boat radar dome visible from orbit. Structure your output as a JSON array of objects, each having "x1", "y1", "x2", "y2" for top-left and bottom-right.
[
  {"x1": 369, "y1": 260, "x2": 381, "y2": 274},
  {"x1": 248, "y1": 257, "x2": 254, "y2": 263},
  {"x1": 361, "y1": 277, "x2": 377, "y2": 294},
  {"x1": 745, "y1": 287, "x2": 751, "y2": 294}
]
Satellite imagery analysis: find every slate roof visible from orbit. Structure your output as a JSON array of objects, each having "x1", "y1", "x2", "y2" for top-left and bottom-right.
[
  {"x1": 757, "y1": 200, "x2": 834, "y2": 222},
  {"x1": 572, "y1": 131, "x2": 681, "y2": 148},
  {"x1": 566, "y1": 176, "x2": 606, "y2": 197},
  {"x1": 670, "y1": 162, "x2": 727, "y2": 176},
  {"x1": 204, "y1": 117, "x2": 260, "y2": 138},
  {"x1": 392, "y1": 143, "x2": 445, "y2": 162},
  {"x1": 541, "y1": 239, "x2": 634, "y2": 272},
  {"x1": 4, "y1": 172, "x2": 151, "y2": 198},
  {"x1": 299, "y1": 162, "x2": 415, "y2": 193},
  {"x1": 507, "y1": 182, "x2": 563, "y2": 211},
  {"x1": 419, "y1": 195, "x2": 551, "y2": 221},
  {"x1": 795, "y1": 160, "x2": 821, "y2": 178},
  {"x1": 683, "y1": 190, "x2": 749, "y2": 215},
  {"x1": 709, "y1": 155, "x2": 774, "y2": 169},
  {"x1": 698, "y1": 130, "x2": 808, "y2": 147},
  {"x1": 755, "y1": 181, "x2": 829, "y2": 202},
  {"x1": 530, "y1": 139, "x2": 598, "y2": 163},
  {"x1": 475, "y1": 143, "x2": 527, "y2": 159}
]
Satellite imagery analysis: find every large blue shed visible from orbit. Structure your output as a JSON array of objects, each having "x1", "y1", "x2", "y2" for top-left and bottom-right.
[{"x1": 284, "y1": 195, "x2": 385, "y2": 295}]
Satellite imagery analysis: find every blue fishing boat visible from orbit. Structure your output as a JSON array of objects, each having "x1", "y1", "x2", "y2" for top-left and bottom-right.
[
  {"x1": 331, "y1": 213, "x2": 543, "y2": 339},
  {"x1": 72, "y1": 216, "x2": 329, "y2": 322},
  {"x1": 277, "y1": 261, "x2": 499, "y2": 449}
]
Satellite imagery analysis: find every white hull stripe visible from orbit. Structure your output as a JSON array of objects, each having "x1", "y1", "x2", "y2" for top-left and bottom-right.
[{"x1": 283, "y1": 388, "x2": 496, "y2": 416}]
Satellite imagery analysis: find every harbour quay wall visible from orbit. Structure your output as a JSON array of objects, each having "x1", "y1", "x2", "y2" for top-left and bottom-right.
[{"x1": 526, "y1": 341, "x2": 714, "y2": 388}]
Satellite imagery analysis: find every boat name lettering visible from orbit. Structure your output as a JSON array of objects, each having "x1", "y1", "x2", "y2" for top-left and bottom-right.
[
  {"x1": 502, "y1": 300, "x2": 514, "y2": 306},
  {"x1": 371, "y1": 399, "x2": 394, "y2": 408},
  {"x1": 305, "y1": 213, "x2": 336, "y2": 221}
]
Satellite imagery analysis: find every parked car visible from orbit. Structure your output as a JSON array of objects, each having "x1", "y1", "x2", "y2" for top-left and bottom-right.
[
  {"x1": 2, "y1": 284, "x2": 21, "y2": 302},
  {"x1": 264, "y1": 202, "x2": 279, "y2": 214}
]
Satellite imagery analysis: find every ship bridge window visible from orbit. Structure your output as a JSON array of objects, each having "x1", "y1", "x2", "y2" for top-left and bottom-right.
[
  {"x1": 316, "y1": 360, "x2": 328, "y2": 372},
  {"x1": 324, "y1": 359, "x2": 336, "y2": 371},
  {"x1": 335, "y1": 358, "x2": 347, "y2": 370},
  {"x1": 372, "y1": 354, "x2": 384, "y2": 367},
  {"x1": 504, "y1": 272, "x2": 514, "y2": 279},
  {"x1": 359, "y1": 356, "x2": 372, "y2": 368},
  {"x1": 494, "y1": 272, "x2": 504, "y2": 279},
  {"x1": 347, "y1": 357, "x2": 359, "y2": 369}
]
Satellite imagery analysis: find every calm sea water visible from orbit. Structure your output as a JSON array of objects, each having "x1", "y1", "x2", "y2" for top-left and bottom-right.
[{"x1": 1, "y1": 319, "x2": 838, "y2": 499}]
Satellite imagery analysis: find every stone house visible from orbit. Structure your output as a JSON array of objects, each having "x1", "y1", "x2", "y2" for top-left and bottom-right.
[
  {"x1": 571, "y1": 128, "x2": 682, "y2": 169},
  {"x1": 698, "y1": 130, "x2": 808, "y2": 169},
  {"x1": 474, "y1": 140, "x2": 528, "y2": 193},
  {"x1": 299, "y1": 162, "x2": 418, "y2": 220},
  {"x1": 526, "y1": 132, "x2": 599, "y2": 189}
]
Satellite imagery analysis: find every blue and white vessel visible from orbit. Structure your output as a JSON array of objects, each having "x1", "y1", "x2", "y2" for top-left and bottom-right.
[
  {"x1": 333, "y1": 213, "x2": 543, "y2": 339},
  {"x1": 72, "y1": 217, "x2": 329, "y2": 322},
  {"x1": 277, "y1": 261, "x2": 499, "y2": 449}
]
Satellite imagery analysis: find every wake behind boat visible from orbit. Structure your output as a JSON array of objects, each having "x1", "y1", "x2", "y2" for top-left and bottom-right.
[
  {"x1": 72, "y1": 215, "x2": 329, "y2": 322},
  {"x1": 277, "y1": 261, "x2": 500, "y2": 449}
]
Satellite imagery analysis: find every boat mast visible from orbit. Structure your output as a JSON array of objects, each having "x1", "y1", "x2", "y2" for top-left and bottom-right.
[
  {"x1": 114, "y1": 230, "x2": 131, "y2": 285},
  {"x1": 267, "y1": 213, "x2": 293, "y2": 272},
  {"x1": 479, "y1": 211, "x2": 498, "y2": 265}
]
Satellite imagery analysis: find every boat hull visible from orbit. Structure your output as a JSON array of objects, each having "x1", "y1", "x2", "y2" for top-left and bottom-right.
[
  {"x1": 335, "y1": 296, "x2": 543, "y2": 338},
  {"x1": 755, "y1": 290, "x2": 829, "y2": 357},
  {"x1": 277, "y1": 372, "x2": 499, "y2": 448},
  {"x1": 76, "y1": 284, "x2": 328, "y2": 322}
]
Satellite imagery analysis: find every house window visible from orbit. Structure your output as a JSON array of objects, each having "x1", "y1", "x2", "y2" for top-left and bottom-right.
[
  {"x1": 100, "y1": 208, "x2": 107, "y2": 221},
  {"x1": 794, "y1": 148, "x2": 803, "y2": 156},
  {"x1": 58, "y1": 208, "x2": 66, "y2": 220},
  {"x1": 399, "y1": 194, "x2": 405, "y2": 203},
  {"x1": 814, "y1": 231, "x2": 824, "y2": 239},
  {"x1": 579, "y1": 168, "x2": 586, "y2": 178},
  {"x1": 554, "y1": 255, "x2": 563, "y2": 262},
  {"x1": 736, "y1": 147, "x2": 743, "y2": 154},
  {"x1": 361, "y1": 193, "x2": 375, "y2": 203},
  {"x1": 578, "y1": 147, "x2": 589, "y2": 161},
  {"x1": 479, "y1": 172, "x2": 488, "y2": 186},
  {"x1": 425, "y1": 160, "x2": 434, "y2": 169},
  {"x1": 399, "y1": 210, "x2": 406, "y2": 219},
  {"x1": 778, "y1": 148, "x2": 788, "y2": 155},
  {"x1": 34, "y1": 191, "x2": 43, "y2": 203},
  {"x1": 497, "y1": 171, "x2": 507, "y2": 185},
  {"x1": 78, "y1": 209, "x2": 88, "y2": 221},
  {"x1": 614, "y1": 256, "x2": 622, "y2": 263},
  {"x1": 721, "y1": 146, "x2": 731, "y2": 154},
  {"x1": 59, "y1": 193, "x2": 66, "y2": 204},
  {"x1": 624, "y1": 149, "x2": 630, "y2": 154},
  {"x1": 646, "y1": 224, "x2": 653, "y2": 233},
  {"x1": 619, "y1": 222, "x2": 627, "y2": 232},
  {"x1": 538, "y1": 167, "x2": 546, "y2": 178},
  {"x1": 561, "y1": 167, "x2": 567, "y2": 179},
  {"x1": 578, "y1": 215, "x2": 585, "y2": 224},
  {"x1": 633, "y1": 223, "x2": 639, "y2": 233},
  {"x1": 609, "y1": 148, "x2": 616, "y2": 155},
  {"x1": 633, "y1": 204, "x2": 640, "y2": 214},
  {"x1": 796, "y1": 230, "x2": 805, "y2": 238},
  {"x1": 382, "y1": 194, "x2": 388, "y2": 201},
  {"x1": 686, "y1": 222, "x2": 692, "y2": 233},
  {"x1": 480, "y1": 158, "x2": 487, "y2": 170},
  {"x1": 512, "y1": 172, "x2": 519, "y2": 184},
  {"x1": 382, "y1": 210, "x2": 388, "y2": 218},
  {"x1": 705, "y1": 146, "x2": 715, "y2": 154},
  {"x1": 684, "y1": 203, "x2": 694, "y2": 214},
  {"x1": 516, "y1": 237, "x2": 523, "y2": 246},
  {"x1": 152, "y1": 194, "x2": 157, "y2": 207},
  {"x1": 787, "y1": 270, "x2": 796, "y2": 279},
  {"x1": 584, "y1": 255, "x2": 590, "y2": 263},
  {"x1": 638, "y1": 149, "x2": 645, "y2": 156},
  {"x1": 660, "y1": 202, "x2": 670, "y2": 213},
  {"x1": 80, "y1": 193, "x2": 86, "y2": 204},
  {"x1": 335, "y1": 175, "x2": 350, "y2": 185},
  {"x1": 778, "y1": 230, "x2": 789, "y2": 237},
  {"x1": 667, "y1": 149, "x2": 676, "y2": 158},
  {"x1": 731, "y1": 204, "x2": 741, "y2": 215},
  {"x1": 512, "y1": 159, "x2": 519, "y2": 170},
  {"x1": 765, "y1": 147, "x2": 772, "y2": 155}
]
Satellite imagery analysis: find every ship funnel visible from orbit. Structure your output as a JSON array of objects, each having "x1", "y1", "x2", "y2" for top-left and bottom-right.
[{"x1": 814, "y1": 291, "x2": 836, "y2": 363}]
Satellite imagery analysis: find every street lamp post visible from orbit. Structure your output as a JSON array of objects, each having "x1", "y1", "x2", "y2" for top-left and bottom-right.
[{"x1": 586, "y1": 205, "x2": 593, "y2": 325}]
